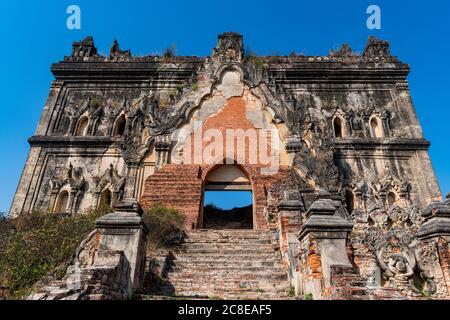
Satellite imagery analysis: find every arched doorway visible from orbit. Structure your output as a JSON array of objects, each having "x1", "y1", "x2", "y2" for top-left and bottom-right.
[
  {"x1": 202, "y1": 165, "x2": 254, "y2": 229},
  {"x1": 98, "y1": 188, "x2": 112, "y2": 209},
  {"x1": 54, "y1": 190, "x2": 70, "y2": 214}
]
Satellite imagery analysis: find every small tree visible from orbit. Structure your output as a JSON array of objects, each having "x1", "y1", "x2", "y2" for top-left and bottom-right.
[{"x1": 142, "y1": 205, "x2": 185, "y2": 252}]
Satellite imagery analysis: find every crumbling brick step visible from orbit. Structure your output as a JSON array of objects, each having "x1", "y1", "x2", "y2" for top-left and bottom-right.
[
  {"x1": 147, "y1": 229, "x2": 290, "y2": 300},
  {"x1": 172, "y1": 261, "x2": 282, "y2": 268},
  {"x1": 174, "y1": 253, "x2": 277, "y2": 260}
]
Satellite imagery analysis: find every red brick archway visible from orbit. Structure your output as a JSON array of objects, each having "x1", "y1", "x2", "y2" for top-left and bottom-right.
[{"x1": 140, "y1": 162, "x2": 295, "y2": 230}]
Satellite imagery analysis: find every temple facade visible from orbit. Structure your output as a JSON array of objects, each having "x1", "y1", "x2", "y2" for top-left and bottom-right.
[{"x1": 15, "y1": 33, "x2": 450, "y2": 300}]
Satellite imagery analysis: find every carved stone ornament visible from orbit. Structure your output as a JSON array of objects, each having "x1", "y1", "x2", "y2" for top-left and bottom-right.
[
  {"x1": 92, "y1": 164, "x2": 125, "y2": 194},
  {"x1": 109, "y1": 39, "x2": 131, "y2": 61},
  {"x1": 50, "y1": 162, "x2": 86, "y2": 193},
  {"x1": 363, "y1": 36, "x2": 393, "y2": 62},
  {"x1": 375, "y1": 230, "x2": 436, "y2": 295},
  {"x1": 212, "y1": 32, "x2": 244, "y2": 62},
  {"x1": 70, "y1": 36, "x2": 98, "y2": 60}
]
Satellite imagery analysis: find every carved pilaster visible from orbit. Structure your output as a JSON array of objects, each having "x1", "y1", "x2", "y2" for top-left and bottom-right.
[
  {"x1": 123, "y1": 165, "x2": 139, "y2": 199},
  {"x1": 343, "y1": 114, "x2": 353, "y2": 137},
  {"x1": 155, "y1": 135, "x2": 172, "y2": 170},
  {"x1": 298, "y1": 190, "x2": 353, "y2": 298},
  {"x1": 95, "y1": 198, "x2": 148, "y2": 297},
  {"x1": 278, "y1": 190, "x2": 303, "y2": 251},
  {"x1": 278, "y1": 190, "x2": 304, "y2": 296},
  {"x1": 86, "y1": 116, "x2": 96, "y2": 136},
  {"x1": 380, "y1": 112, "x2": 391, "y2": 138},
  {"x1": 67, "y1": 115, "x2": 78, "y2": 136}
]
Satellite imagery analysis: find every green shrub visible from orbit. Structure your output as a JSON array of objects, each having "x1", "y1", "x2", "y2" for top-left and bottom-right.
[
  {"x1": 0, "y1": 204, "x2": 184, "y2": 299},
  {"x1": 304, "y1": 293, "x2": 314, "y2": 300},
  {"x1": 142, "y1": 205, "x2": 186, "y2": 252},
  {"x1": 288, "y1": 286, "x2": 296, "y2": 297},
  {"x1": 190, "y1": 83, "x2": 199, "y2": 92},
  {"x1": 0, "y1": 208, "x2": 108, "y2": 299}
]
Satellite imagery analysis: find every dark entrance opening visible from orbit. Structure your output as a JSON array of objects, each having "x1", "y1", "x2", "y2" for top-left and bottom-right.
[
  {"x1": 202, "y1": 165, "x2": 254, "y2": 229},
  {"x1": 203, "y1": 191, "x2": 253, "y2": 229}
]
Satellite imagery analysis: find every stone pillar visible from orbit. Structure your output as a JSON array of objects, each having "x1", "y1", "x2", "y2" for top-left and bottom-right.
[
  {"x1": 298, "y1": 192, "x2": 353, "y2": 299},
  {"x1": 92, "y1": 191, "x2": 101, "y2": 208},
  {"x1": 155, "y1": 135, "x2": 172, "y2": 170},
  {"x1": 277, "y1": 191, "x2": 303, "y2": 253},
  {"x1": 418, "y1": 196, "x2": 450, "y2": 240},
  {"x1": 380, "y1": 111, "x2": 391, "y2": 138},
  {"x1": 67, "y1": 115, "x2": 77, "y2": 136},
  {"x1": 277, "y1": 191, "x2": 303, "y2": 295},
  {"x1": 417, "y1": 195, "x2": 450, "y2": 297},
  {"x1": 123, "y1": 164, "x2": 139, "y2": 199},
  {"x1": 87, "y1": 116, "x2": 96, "y2": 135},
  {"x1": 124, "y1": 115, "x2": 133, "y2": 137},
  {"x1": 95, "y1": 198, "x2": 148, "y2": 297},
  {"x1": 68, "y1": 188, "x2": 77, "y2": 214},
  {"x1": 343, "y1": 114, "x2": 352, "y2": 137}
]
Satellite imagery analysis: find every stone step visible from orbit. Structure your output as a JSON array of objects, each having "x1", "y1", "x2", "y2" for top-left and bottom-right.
[
  {"x1": 181, "y1": 248, "x2": 279, "y2": 255},
  {"x1": 167, "y1": 282, "x2": 289, "y2": 292},
  {"x1": 188, "y1": 230, "x2": 274, "y2": 236},
  {"x1": 184, "y1": 238, "x2": 273, "y2": 243},
  {"x1": 169, "y1": 252, "x2": 278, "y2": 260},
  {"x1": 158, "y1": 281, "x2": 290, "y2": 292},
  {"x1": 169, "y1": 291, "x2": 289, "y2": 300},
  {"x1": 167, "y1": 272, "x2": 288, "y2": 282},
  {"x1": 180, "y1": 242, "x2": 275, "y2": 250},
  {"x1": 169, "y1": 265, "x2": 285, "y2": 276},
  {"x1": 161, "y1": 285, "x2": 290, "y2": 298},
  {"x1": 145, "y1": 290, "x2": 289, "y2": 300},
  {"x1": 170, "y1": 260, "x2": 283, "y2": 268}
]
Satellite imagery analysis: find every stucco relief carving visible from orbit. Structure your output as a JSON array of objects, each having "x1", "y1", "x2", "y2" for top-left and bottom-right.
[
  {"x1": 359, "y1": 204, "x2": 447, "y2": 297},
  {"x1": 374, "y1": 230, "x2": 437, "y2": 296},
  {"x1": 49, "y1": 162, "x2": 87, "y2": 213},
  {"x1": 92, "y1": 164, "x2": 125, "y2": 207}
]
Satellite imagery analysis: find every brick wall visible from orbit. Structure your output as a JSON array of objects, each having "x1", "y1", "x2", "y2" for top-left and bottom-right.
[
  {"x1": 140, "y1": 164, "x2": 203, "y2": 229},
  {"x1": 140, "y1": 96, "x2": 297, "y2": 230}
]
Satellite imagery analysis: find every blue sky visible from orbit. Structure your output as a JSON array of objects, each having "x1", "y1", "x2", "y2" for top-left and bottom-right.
[
  {"x1": 0, "y1": 0, "x2": 449, "y2": 212},
  {"x1": 205, "y1": 192, "x2": 252, "y2": 210}
]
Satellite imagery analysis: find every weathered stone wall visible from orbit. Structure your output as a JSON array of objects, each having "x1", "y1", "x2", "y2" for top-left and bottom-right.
[{"x1": 11, "y1": 32, "x2": 449, "y2": 300}]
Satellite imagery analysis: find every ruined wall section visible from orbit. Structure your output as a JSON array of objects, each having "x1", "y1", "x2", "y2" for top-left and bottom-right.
[
  {"x1": 10, "y1": 37, "x2": 202, "y2": 217},
  {"x1": 266, "y1": 60, "x2": 441, "y2": 211},
  {"x1": 11, "y1": 34, "x2": 441, "y2": 227}
]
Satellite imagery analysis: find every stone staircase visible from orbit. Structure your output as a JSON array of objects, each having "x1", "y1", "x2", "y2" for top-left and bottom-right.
[{"x1": 145, "y1": 229, "x2": 291, "y2": 300}]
